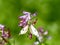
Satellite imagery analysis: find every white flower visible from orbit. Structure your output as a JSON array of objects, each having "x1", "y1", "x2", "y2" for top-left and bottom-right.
[
  {"x1": 37, "y1": 27, "x2": 49, "y2": 43},
  {"x1": 47, "y1": 36, "x2": 52, "y2": 40},
  {"x1": 43, "y1": 31, "x2": 48, "y2": 35},
  {"x1": 34, "y1": 41, "x2": 39, "y2": 45},
  {"x1": 38, "y1": 36, "x2": 43, "y2": 42},
  {"x1": 19, "y1": 24, "x2": 39, "y2": 37}
]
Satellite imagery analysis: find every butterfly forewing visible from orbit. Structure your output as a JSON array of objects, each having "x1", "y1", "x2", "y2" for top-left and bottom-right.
[
  {"x1": 30, "y1": 25, "x2": 39, "y2": 37},
  {"x1": 19, "y1": 25, "x2": 28, "y2": 35}
]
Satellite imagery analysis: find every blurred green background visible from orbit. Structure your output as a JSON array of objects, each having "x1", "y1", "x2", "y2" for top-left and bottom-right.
[{"x1": 0, "y1": 0, "x2": 60, "y2": 45}]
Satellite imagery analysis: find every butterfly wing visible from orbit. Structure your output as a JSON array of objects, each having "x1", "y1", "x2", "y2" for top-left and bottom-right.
[
  {"x1": 19, "y1": 25, "x2": 28, "y2": 35},
  {"x1": 30, "y1": 25, "x2": 39, "y2": 37}
]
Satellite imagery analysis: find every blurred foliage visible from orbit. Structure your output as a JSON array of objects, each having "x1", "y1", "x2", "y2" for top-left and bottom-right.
[{"x1": 0, "y1": 0, "x2": 60, "y2": 45}]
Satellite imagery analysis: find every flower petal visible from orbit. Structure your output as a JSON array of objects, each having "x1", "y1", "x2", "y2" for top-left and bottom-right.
[
  {"x1": 19, "y1": 25, "x2": 28, "y2": 35},
  {"x1": 19, "y1": 15, "x2": 27, "y2": 19},
  {"x1": 0, "y1": 24, "x2": 4, "y2": 30},
  {"x1": 38, "y1": 27, "x2": 44, "y2": 33},
  {"x1": 23, "y1": 11, "x2": 30, "y2": 15},
  {"x1": 30, "y1": 25, "x2": 39, "y2": 37},
  {"x1": 43, "y1": 31, "x2": 48, "y2": 35},
  {"x1": 38, "y1": 36, "x2": 43, "y2": 42},
  {"x1": 32, "y1": 13, "x2": 36, "y2": 16},
  {"x1": 34, "y1": 41, "x2": 39, "y2": 45},
  {"x1": 28, "y1": 14, "x2": 31, "y2": 20},
  {"x1": 47, "y1": 36, "x2": 52, "y2": 40}
]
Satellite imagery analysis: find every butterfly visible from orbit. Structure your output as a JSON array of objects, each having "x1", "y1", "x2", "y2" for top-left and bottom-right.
[{"x1": 19, "y1": 24, "x2": 39, "y2": 37}]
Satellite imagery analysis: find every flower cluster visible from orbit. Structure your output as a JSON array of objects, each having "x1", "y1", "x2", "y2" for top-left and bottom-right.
[
  {"x1": 0, "y1": 24, "x2": 10, "y2": 44},
  {"x1": 38, "y1": 27, "x2": 50, "y2": 42},
  {"x1": 33, "y1": 27, "x2": 51, "y2": 45},
  {"x1": 19, "y1": 11, "x2": 39, "y2": 39},
  {"x1": 19, "y1": 11, "x2": 31, "y2": 27},
  {"x1": 0, "y1": 11, "x2": 51, "y2": 45},
  {"x1": 19, "y1": 11, "x2": 51, "y2": 45},
  {"x1": 19, "y1": 11, "x2": 37, "y2": 27}
]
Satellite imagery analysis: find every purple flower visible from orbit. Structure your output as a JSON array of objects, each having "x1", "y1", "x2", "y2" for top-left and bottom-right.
[
  {"x1": 19, "y1": 11, "x2": 31, "y2": 27},
  {"x1": 19, "y1": 11, "x2": 40, "y2": 39},
  {"x1": 23, "y1": 11, "x2": 30, "y2": 15},
  {"x1": 0, "y1": 24, "x2": 10, "y2": 38},
  {"x1": 38, "y1": 27, "x2": 44, "y2": 33},
  {"x1": 19, "y1": 11, "x2": 31, "y2": 20},
  {"x1": 0, "y1": 24, "x2": 5, "y2": 37},
  {"x1": 2, "y1": 31, "x2": 9, "y2": 38},
  {"x1": 0, "y1": 24, "x2": 4, "y2": 30},
  {"x1": 32, "y1": 13, "x2": 37, "y2": 16},
  {"x1": 37, "y1": 27, "x2": 49, "y2": 42},
  {"x1": 19, "y1": 11, "x2": 37, "y2": 27},
  {"x1": 18, "y1": 19, "x2": 27, "y2": 27}
]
